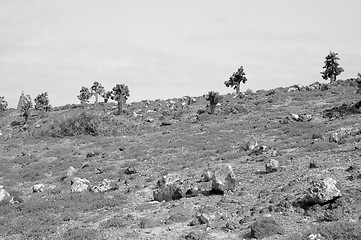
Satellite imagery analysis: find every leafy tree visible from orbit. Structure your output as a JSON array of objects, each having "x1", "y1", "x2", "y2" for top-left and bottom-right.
[
  {"x1": 21, "y1": 94, "x2": 32, "y2": 123},
  {"x1": 111, "y1": 84, "x2": 130, "y2": 115},
  {"x1": 205, "y1": 91, "x2": 222, "y2": 115},
  {"x1": 91, "y1": 81, "x2": 105, "y2": 104},
  {"x1": 225, "y1": 66, "x2": 247, "y2": 94},
  {"x1": 77, "y1": 87, "x2": 92, "y2": 105},
  {"x1": 34, "y1": 92, "x2": 51, "y2": 112},
  {"x1": 321, "y1": 51, "x2": 344, "y2": 83},
  {"x1": 0, "y1": 96, "x2": 8, "y2": 113}
]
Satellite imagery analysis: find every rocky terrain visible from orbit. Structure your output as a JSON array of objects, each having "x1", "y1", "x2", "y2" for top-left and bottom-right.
[{"x1": 1, "y1": 79, "x2": 361, "y2": 239}]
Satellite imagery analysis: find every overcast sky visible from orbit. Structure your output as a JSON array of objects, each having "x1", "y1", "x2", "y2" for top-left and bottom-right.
[{"x1": 1, "y1": 0, "x2": 360, "y2": 108}]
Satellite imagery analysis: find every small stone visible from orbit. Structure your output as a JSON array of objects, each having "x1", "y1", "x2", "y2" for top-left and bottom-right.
[
  {"x1": 145, "y1": 117, "x2": 155, "y2": 123},
  {"x1": 90, "y1": 179, "x2": 119, "y2": 193},
  {"x1": 289, "y1": 113, "x2": 300, "y2": 121},
  {"x1": 250, "y1": 216, "x2": 285, "y2": 238},
  {"x1": 153, "y1": 184, "x2": 183, "y2": 202},
  {"x1": 329, "y1": 132, "x2": 339, "y2": 143},
  {"x1": 246, "y1": 137, "x2": 258, "y2": 150},
  {"x1": 201, "y1": 170, "x2": 212, "y2": 182},
  {"x1": 307, "y1": 177, "x2": 341, "y2": 204},
  {"x1": 66, "y1": 166, "x2": 77, "y2": 177},
  {"x1": 124, "y1": 167, "x2": 137, "y2": 175},
  {"x1": 139, "y1": 217, "x2": 163, "y2": 228},
  {"x1": 211, "y1": 164, "x2": 236, "y2": 193},
  {"x1": 265, "y1": 159, "x2": 279, "y2": 173},
  {"x1": 0, "y1": 188, "x2": 10, "y2": 202},
  {"x1": 300, "y1": 114, "x2": 312, "y2": 122},
  {"x1": 157, "y1": 173, "x2": 181, "y2": 188},
  {"x1": 33, "y1": 184, "x2": 45, "y2": 193},
  {"x1": 70, "y1": 177, "x2": 90, "y2": 193}
]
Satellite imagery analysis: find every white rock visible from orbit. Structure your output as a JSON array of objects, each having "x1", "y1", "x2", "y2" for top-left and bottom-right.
[
  {"x1": 201, "y1": 170, "x2": 212, "y2": 182},
  {"x1": 70, "y1": 177, "x2": 90, "y2": 193},
  {"x1": 211, "y1": 164, "x2": 236, "y2": 193},
  {"x1": 307, "y1": 177, "x2": 341, "y2": 204},
  {"x1": 157, "y1": 173, "x2": 181, "y2": 188},
  {"x1": 33, "y1": 184, "x2": 45, "y2": 193},
  {"x1": 0, "y1": 188, "x2": 10, "y2": 202},
  {"x1": 289, "y1": 113, "x2": 300, "y2": 121},
  {"x1": 265, "y1": 159, "x2": 279, "y2": 173},
  {"x1": 246, "y1": 137, "x2": 258, "y2": 150},
  {"x1": 66, "y1": 166, "x2": 77, "y2": 177}
]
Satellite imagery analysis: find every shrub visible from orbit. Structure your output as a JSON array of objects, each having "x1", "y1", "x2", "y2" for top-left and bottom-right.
[{"x1": 34, "y1": 92, "x2": 51, "y2": 111}]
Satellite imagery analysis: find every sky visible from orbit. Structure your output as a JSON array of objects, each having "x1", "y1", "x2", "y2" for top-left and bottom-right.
[{"x1": 1, "y1": 0, "x2": 361, "y2": 108}]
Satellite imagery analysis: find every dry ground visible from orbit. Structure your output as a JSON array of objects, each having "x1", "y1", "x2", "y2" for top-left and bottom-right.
[{"x1": 1, "y1": 79, "x2": 361, "y2": 239}]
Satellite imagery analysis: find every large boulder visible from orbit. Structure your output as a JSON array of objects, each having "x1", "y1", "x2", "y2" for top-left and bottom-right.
[
  {"x1": 250, "y1": 216, "x2": 285, "y2": 238},
  {"x1": 211, "y1": 164, "x2": 236, "y2": 193},
  {"x1": 70, "y1": 177, "x2": 90, "y2": 193},
  {"x1": 306, "y1": 177, "x2": 341, "y2": 204}
]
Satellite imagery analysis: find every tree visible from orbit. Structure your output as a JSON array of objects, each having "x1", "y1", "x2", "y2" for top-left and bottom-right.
[
  {"x1": 111, "y1": 84, "x2": 130, "y2": 115},
  {"x1": 0, "y1": 96, "x2": 8, "y2": 113},
  {"x1": 77, "y1": 87, "x2": 92, "y2": 105},
  {"x1": 21, "y1": 94, "x2": 32, "y2": 123},
  {"x1": 101, "y1": 90, "x2": 113, "y2": 112},
  {"x1": 205, "y1": 91, "x2": 222, "y2": 115},
  {"x1": 225, "y1": 66, "x2": 247, "y2": 95},
  {"x1": 321, "y1": 51, "x2": 344, "y2": 83},
  {"x1": 34, "y1": 92, "x2": 51, "y2": 112},
  {"x1": 91, "y1": 81, "x2": 105, "y2": 104}
]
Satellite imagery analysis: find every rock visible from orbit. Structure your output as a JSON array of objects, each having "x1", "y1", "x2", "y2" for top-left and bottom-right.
[
  {"x1": 306, "y1": 177, "x2": 341, "y2": 204},
  {"x1": 329, "y1": 132, "x2": 339, "y2": 143},
  {"x1": 145, "y1": 117, "x2": 155, "y2": 123},
  {"x1": 287, "y1": 87, "x2": 298, "y2": 92},
  {"x1": 201, "y1": 170, "x2": 212, "y2": 182},
  {"x1": 250, "y1": 216, "x2": 285, "y2": 238},
  {"x1": 0, "y1": 186, "x2": 10, "y2": 202},
  {"x1": 90, "y1": 179, "x2": 119, "y2": 193},
  {"x1": 66, "y1": 166, "x2": 77, "y2": 177},
  {"x1": 307, "y1": 233, "x2": 327, "y2": 240},
  {"x1": 33, "y1": 184, "x2": 45, "y2": 193},
  {"x1": 70, "y1": 177, "x2": 90, "y2": 193},
  {"x1": 211, "y1": 164, "x2": 236, "y2": 193},
  {"x1": 153, "y1": 183, "x2": 183, "y2": 202},
  {"x1": 299, "y1": 114, "x2": 312, "y2": 122},
  {"x1": 157, "y1": 173, "x2": 181, "y2": 188},
  {"x1": 289, "y1": 113, "x2": 300, "y2": 121},
  {"x1": 124, "y1": 167, "x2": 137, "y2": 175},
  {"x1": 161, "y1": 121, "x2": 172, "y2": 126},
  {"x1": 139, "y1": 217, "x2": 163, "y2": 228},
  {"x1": 265, "y1": 159, "x2": 279, "y2": 173},
  {"x1": 10, "y1": 196, "x2": 23, "y2": 204},
  {"x1": 246, "y1": 137, "x2": 258, "y2": 150}
]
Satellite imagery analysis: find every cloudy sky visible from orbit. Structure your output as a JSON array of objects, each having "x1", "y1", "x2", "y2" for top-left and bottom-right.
[{"x1": 1, "y1": 0, "x2": 360, "y2": 108}]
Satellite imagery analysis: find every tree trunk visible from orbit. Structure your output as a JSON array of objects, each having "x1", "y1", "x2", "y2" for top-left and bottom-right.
[
  {"x1": 210, "y1": 103, "x2": 216, "y2": 115},
  {"x1": 95, "y1": 94, "x2": 98, "y2": 104},
  {"x1": 236, "y1": 83, "x2": 240, "y2": 95},
  {"x1": 117, "y1": 96, "x2": 124, "y2": 115},
  {"x1": 331, "y1": 75, "x2": 336, "y2": 83}
]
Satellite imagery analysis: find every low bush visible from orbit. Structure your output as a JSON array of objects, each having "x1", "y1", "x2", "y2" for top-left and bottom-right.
[{"x1": 63, "y1": 227, "x2": 105, "y2": 240}]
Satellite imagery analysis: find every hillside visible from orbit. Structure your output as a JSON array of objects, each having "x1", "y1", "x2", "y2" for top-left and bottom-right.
[{"x1": 1, "y1": 79, "x2": 361, "y2": 240}]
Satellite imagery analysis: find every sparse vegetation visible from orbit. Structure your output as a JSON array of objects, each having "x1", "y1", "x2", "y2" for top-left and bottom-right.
[
  {"x1": 110, "y1": 84, "x2": 130, "y2": 115},
  {"x1": 91, "y1": 81, "x2": 105, "y2": 104},
  {"x1": 0, "y1": 96, "x2": 8, "y2": 114},
  {"x1": 224, "y1": 66, "x2": 247, "y2": 95},
  {"x1": 34, "y1": 92, "x2": 51, "y2": 112},
  {"x1": 205, "y1": 91, "x2": 222, "y2": 114},
  {"x1": 77, "y1": 86, "x2": 92, "y2": 105},
  {"x1": 321, "y1": 51, "x2": 344, "y2": 83},
  {"x1": 20, "y1": 93, "x2": 32, "y2": 123}
]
